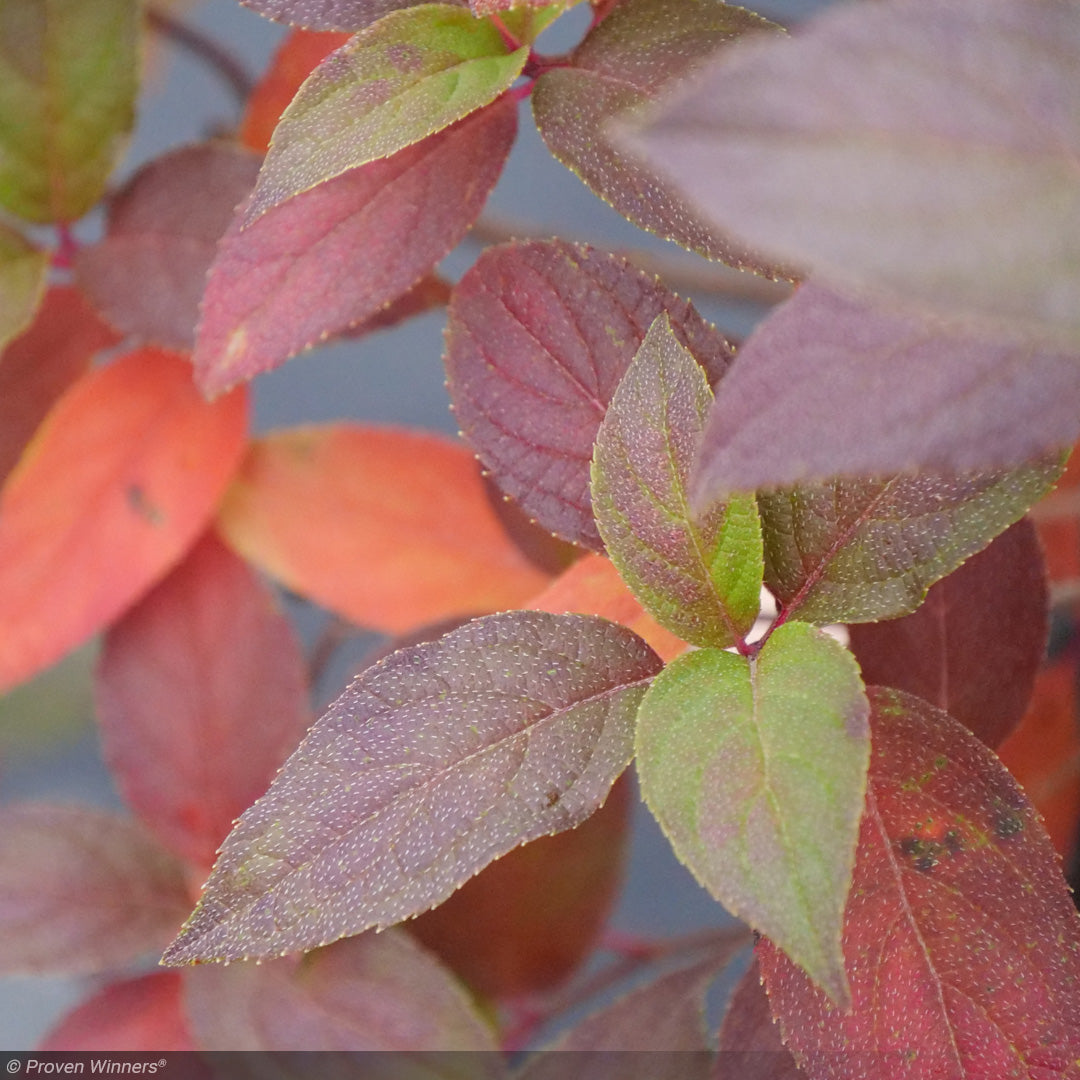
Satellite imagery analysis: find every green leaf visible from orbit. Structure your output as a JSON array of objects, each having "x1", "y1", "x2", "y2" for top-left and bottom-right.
[
  {"x1": 0, "y1": 224, "x2": 47, "y2": 349},
  {"x1": 0, "y1": 0, "x2": 138, "y2": 223},
  {"x1": 759, "y1": 457, "x2": 1062, "y2": 625},
  {"x1": 591, "y1": 313, "x2": 762, "y2": 649},
  {"x1": 244, "y1": 4, "x2": 527, "y2": 224},
  {"x1": 636, "y1": 621, "x2": 870, "y2": 1004}
]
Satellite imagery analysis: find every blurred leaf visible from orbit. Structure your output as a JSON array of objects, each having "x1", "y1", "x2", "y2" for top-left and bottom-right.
[
  {"x1": 848, "y1": 519, "x2": 1048, "y2": 749},
  {"x1": 0, "y1": 348, "x2": 249, "y2": 693},
  {"x1": 636, "y1": 623, "x2": 870, "y2": 1004},
  {"x1": 409, "y1": 773, "x2": 633, "y2": 998},
  {"x1": 621, "y1": 0, "x2": 1080, "y2": 347},
  {"x1": 244, "y1": 5, "x2": 526, "y2": 224},
  {"x1": 0, "y1": 284, "x2": 120, "y2": 485},
  {"x1": 691, "y1": 283, "x2": 1080, "y2": 507},
  {"x1": 239, "y1": 0, "x2": 466, "y2": 34},
  {"x1": 75, "y1": 142, "x2": 261, "y2": 350},
  {"x1": 184, "y1": 927, "x2": 500, "y2": 1058},
  {"x1": 445, "y1": 240, "x2": 734, "y2": 549},
  {"x1": 217, "y1": 424, "x2": 551, "y2": 633},
  {"x1": 758, "y1": 687, "x2": 1080, "y2": 1079},
  {"x1": 0, "y1": 0, "x2": 138, "y2": 222},
  {"x1": 162, "y1": 612, "x2": 660, "y2": 964},
  {"x1": 592, "y1": 314, "x2": 762, "y2": 648},
  {"x1": 96, "y1": 532, "x2": 312, "y2": 871},
  {"x1": 195, "y1": 98, "x2": 516, "y2": 396},
  {"x1": 533, "y1": 0, "x2": 783, "y2": 272},
  {"x1": 0, "y1": 224, "x2": 47, "y2": 348},
  {"x1": 0, "y1": 805, "x2": 191, "y2": 975},
  {"x1": 39, "y1": 972, "x2": 197, "y2": 1052}
]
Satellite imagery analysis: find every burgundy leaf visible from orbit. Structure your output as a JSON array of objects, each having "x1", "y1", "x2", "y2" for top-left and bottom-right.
[
  {"x1": 95, "y1": 531, "x2": 312, "y2": 871},
  {"x1": 848, "y1": 519, "x2": 1048, "y2": 750},
  {"x1": 194, "y1": 96, "x2": 516, "y2": 397},
  {"x1": 240, "y1": 0, "x2": 466, "y2": 32},
  {"x1": 444, "y1": 240, "x2": 734, "y2": 548}
]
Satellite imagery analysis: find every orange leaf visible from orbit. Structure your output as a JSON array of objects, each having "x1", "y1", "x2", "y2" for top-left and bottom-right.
[
  {"x1": 216, "y1": 424, "x2": 551, "y2": 634},
  {"x1": 0, "y1": 348, "x2": 249, "y2": 692}
]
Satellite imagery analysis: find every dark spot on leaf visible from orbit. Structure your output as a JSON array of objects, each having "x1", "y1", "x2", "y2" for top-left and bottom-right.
[
  {"x1": 127, "y1": 484, "x2": 166, "y2": 526},
  {"x1": 994, "y1": 811, "x2": 1024, "y2": 840}
]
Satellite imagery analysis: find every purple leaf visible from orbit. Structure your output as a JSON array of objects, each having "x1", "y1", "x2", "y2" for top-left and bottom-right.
[
  {"x1": 161, "y1": 611, "x2": 661, "y2": 964},
  {"x1": 444, "y1": 240, "x2": 734, "y2": 549},
  {"x1": 240, "y1": 0, "x2": 466, "y2": 33}
]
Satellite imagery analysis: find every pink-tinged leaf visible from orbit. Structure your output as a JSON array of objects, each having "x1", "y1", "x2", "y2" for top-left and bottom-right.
[
  {"x1": 533, "y1": 0, "x2": 783, "y2": 273},
  {"x1": 162, "y1": 612, "x2": 661, "y2": 964},
  {"x1": 194, "y1": 97, "x2": 516, "y2": 396},
  {"x1": 715, "y1": 959, "x2": 805, "y2": 1080},
  {"x1": 39, "y1": 972, "x2": 197, "y2": 1052},
  {"x1": 0, "y1": 284, "x2": 120, "y2": 485},
  {"x1": 96, "y1": 531, "x2": 312, "y2": 872},
  {"x1": 445, "y1": 240, "x2": 735, "y2": 549},
  {"x1": 692, "y1": 283, "x2": 1080, "y2": 507},
  {"x1": 240, "y1": 0, "x2": 466, "y2": 36},
  {"x1": 621, "y1": 0, "x2": 1080, "y2": 348},
  {"x1": 0, "y1": 348, "x2": 249, "y2": 693},
  {"x1": 75, "y1": 143, "x2": 261, "y2": 350},
  {"x1": 0, "y1": 223, "x2": 47, "y2": 349},
  {"x1": 216, "y1": 425, "x2": 551, "y2": 633},
  {"x1": 347, "y1": 272, "x2": 452, "y2": 337},
  {"x1": 183, "y1": 929, "x2": 500, "y2": 1057},
  {"x1": 848, "y1": 519, "x2": 1048, "y2": 750},
  {"x1": 758, "y1": 686, "x2": 1080, "y2": 1080},
  {"x1": 0, "y1": 805, "x2": 191, "y2": 975}
]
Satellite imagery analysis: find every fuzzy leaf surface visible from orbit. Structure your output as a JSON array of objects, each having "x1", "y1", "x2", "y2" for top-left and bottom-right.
[
  {"x1": 445, "y1": 240, "x2": 734, "y2": 549},
  {"x1": 622, "y1": 0, "x2": 1080, "y2": 347},
  {"x1": 96, "y1": 533, "x2": 312, "y2": 871},
  {"x1": 195, "y1": 98, "x2": 515, "y2": 396},
  {"x1": 0, "y1": 349, "x2": 249, "y2": 693},
  {"x1": 692, "y1": 284, "x2": 1080, "y2": 508},
  {"x1": 217, "y1": 424, "x2": 550, "y2": 633},
  {"x1": 636, "y1": 622, "x2": 870, "y2": 1003},
  {"x1": 0, "y1": 224, "x2": 47, "y2": 348},
  {"x1": 848, "y1": 519, "x2": 1047, "y2": 749},
  {"x1": 759, "y1": 459, "x2": 1059, "y2": 627},
  {"x1": 758, "y1": 687, "x2": 1080, "y2": 1079},
  {"x1": 532, "y1": 0, "x2": 782, "y2": 271},
  {"x1": 245, "y1": 5, "x2": 525, "y2": 223},
  {"x1": 239, "y1": 0, "x2": 465, "y2": 34},
  {"x1": 592, "y1": 313, "x2": 761, "y2": 648},
  {"x1": 75, "y1": 143, "x2": 261, "y2": 350},
  {"x1": 0, "y1": 0, "x2": 137, "y2": 222},
  {"x1": 162, "y1": 611, "x2": 661, "y2": 964},
  {"x1": 0, "y1": 806, "x2": 191, "y2": 975}
]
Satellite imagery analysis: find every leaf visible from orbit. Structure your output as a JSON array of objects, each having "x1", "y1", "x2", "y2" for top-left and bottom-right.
[
  {"x1": 183, "y1": 928, "x2": 500, "y2": 1057},
  {"x1": 533, "y1": 0, "x2": 783, "y2": 272},
  {"x1": 39, "y1": 973, "x2": 197, "y2": 1052},
  {"x1": 0, "y1": 805, "x2": 192, "y2": 975},
  {"x1": 620, "y1": 0, "x2": 1080, "y2": 348},
  {"x1": 74, "y1": 142, "x2": 261, "y2": 350},
  {"x1": 95, "y1": 532, "x2": 312, "y2": 871},
  {"x1": 691, "y1": 283, "x2": 1080, "y2": 507},
  {"x1": 444, "y1": 239, "x2": 735, "y2": 549},
  {"x1": 848, "y1": 519, "x2": 1048, "y2": 749},
  {"x1": 408, "y1": 772, "x2": 632, "y2": 999},
  {"x1": 162, "y1": 611, "x2": 661, "y2": 964},
  {"x1": 0, "y1": 348, "x2": 249, "y2": 693},
  {"x1": 239, "y1": 0, "x2": 466, "y2": 35},
  {"x1": 244, "y1": 5, "x2": 526, "y2": 224},
  {"x1": 0, "y1": 284, "x2": 120, "y2": 485},
  {"x1": 344, "y1": 271, "x2": 452, "y2": 338},
  {"x1": 195, "y1": 97, "x2": 516, "y2": 396},
  {"x1": 0, "y1": 0, "x2": 138, "y2": 222},
  {"x1": 0, "y1": 223, "x2": 47, "y2": 348},
  {"x1": 757, "y1": 687, "x2": 1080, "y2": 1079},
  {"x1": 758, "y1": 457, "x2": 1060, "y2": 627},
  {"x1": 591, "y1": 313, "x2": 762, "y2": 649},
  {"x1": 217, "y1": 424, "x2": 551, "y2": 633},
  {"x1": 635, "y1": 622, "x2": 870, "y2": 1003}
]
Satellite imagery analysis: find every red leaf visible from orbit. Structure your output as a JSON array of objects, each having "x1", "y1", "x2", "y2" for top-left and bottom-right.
[
  {"x1": 848, "y1": 519, "x2": 1048, "y2": 749},
  {"x1": 0, "y1": 348, "x2": 249, "y2": 692},
  {"x1": 0, "y1": 285, "x2": 120, "y2": 485},
  {"x1": 39, "y1": 972, "x2": 197, "y2": 1052},
  {"x1": 194, "y1": 97, "x2": 516, "y2": 396},
  {"x1": 758, "y1": 687, "x2": 1080, "y2": 1079},
  {"x1": 95, "y1": 531, "x2": 312, "y2": 871},
  {"x1": 217, "y1": 424, "x2": 551, "y2": 633},
  {"x1": 238, "y1": 0, "x2": 465, "y2": 35}
]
